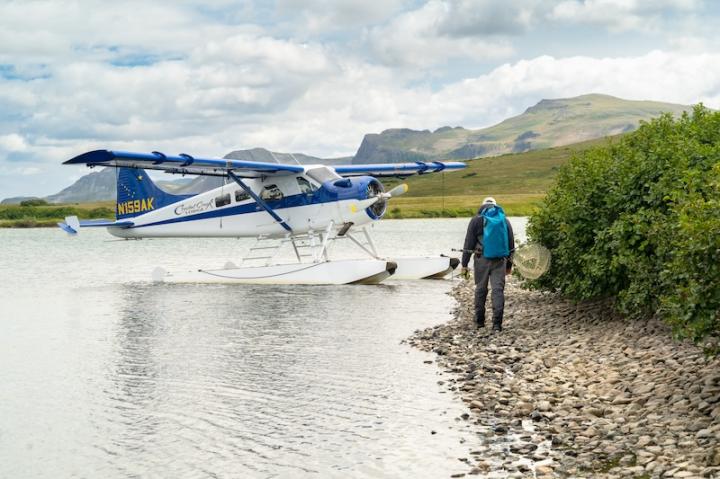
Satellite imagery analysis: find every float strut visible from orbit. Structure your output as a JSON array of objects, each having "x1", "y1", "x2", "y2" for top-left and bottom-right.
[{"x1": 228, "y1": 171, "x2": 292, "y2": 232}]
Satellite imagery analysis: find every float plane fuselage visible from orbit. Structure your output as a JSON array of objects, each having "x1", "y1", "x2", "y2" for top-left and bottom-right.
[{"x1": 59, "y1": 150, "x2": 465, "y2": 239}]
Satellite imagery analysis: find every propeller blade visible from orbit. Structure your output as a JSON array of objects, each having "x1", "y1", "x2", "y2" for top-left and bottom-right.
[
  {"x1": 381, "y1": 183, "x2": 408, "y2": 199},
  {"x1": 358, "y1": 197, "x2": 380, "y2": 209}
]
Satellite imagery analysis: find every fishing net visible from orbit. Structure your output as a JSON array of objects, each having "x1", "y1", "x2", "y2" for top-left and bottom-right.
[{"x1": 512, "y1": 243, "x2": 551, "y2": 280}]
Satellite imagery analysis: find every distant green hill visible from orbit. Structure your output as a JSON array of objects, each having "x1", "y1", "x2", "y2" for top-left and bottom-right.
[
  {"x1": 384, "y1": 135, "x2": 618, "y2": 218},
  {"x1": 353, "y1": 94, "x2": 690, "y2": 164}
]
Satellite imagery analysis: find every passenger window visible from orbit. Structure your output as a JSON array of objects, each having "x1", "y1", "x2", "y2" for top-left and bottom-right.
[
  {"x1": 260, "y1": 184, "x2": 284, "y2": 201},
  {"x1": 235, "y1": 190, "x2": 250, "y2": 202},
  {"x1": 296, "y1": 177, "x2": 316, "y2": 194},
  {"x1": 215, "y1": 193, "x2": 231, "y2": 207}
]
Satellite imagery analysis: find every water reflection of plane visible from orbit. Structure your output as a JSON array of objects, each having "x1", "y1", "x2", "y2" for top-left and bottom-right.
[{"x1": 59, "y1": 150, "x2": 464, "y2": 284}]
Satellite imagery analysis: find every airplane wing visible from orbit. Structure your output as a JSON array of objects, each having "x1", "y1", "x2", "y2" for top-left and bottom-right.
[
  {"x1": 65, "y1": 150, "x2": 465, "y2": 178},
  {"x1": 64, "y1": 150, "x2": 305, "y2": 178},
  {"x1": 332, "y1": 161, "x2": 465, "y2": 178}
]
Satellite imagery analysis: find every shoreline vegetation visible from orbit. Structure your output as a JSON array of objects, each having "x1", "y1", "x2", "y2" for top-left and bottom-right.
[
  {"x1": 409, "y1": 279, "x2": 720, "y2": 478},
  {"x1": 528, "y1": 106, "x2": 720, "y2": 350},
  {"x1": 406, "y1": 106, "x2": 719, "y2": 477},
  {"x1": 0, "y1": 200, "x2": 115, "y2": 228}
]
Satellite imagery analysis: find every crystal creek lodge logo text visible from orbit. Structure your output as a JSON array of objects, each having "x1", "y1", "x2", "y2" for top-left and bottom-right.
[
  {"x1": 174, "y1": 199, "x2": 214, "y2": 216},
  {"x1": 117, "y1": 198, "x2": 155, "y2": 215}
]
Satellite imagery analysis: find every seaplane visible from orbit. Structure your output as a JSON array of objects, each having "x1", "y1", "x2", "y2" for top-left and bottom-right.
[{"x1": 59, "y1": 150, "x2": 466, "y2": 284}]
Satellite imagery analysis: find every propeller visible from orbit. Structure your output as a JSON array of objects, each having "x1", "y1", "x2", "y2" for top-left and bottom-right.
[
  {"x1": 362, "y1": 182, "x2": 409, "y2": 218},
  {"x1": 380, "y1": 183, "x2": 408, "y2": 199}
]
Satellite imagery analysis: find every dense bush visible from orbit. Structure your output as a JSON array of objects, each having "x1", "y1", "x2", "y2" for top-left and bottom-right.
[
  {"x1": 19, "y1": 198, "x2": 49, "y2": 207},
  {"x1": 528, "y1": 106, "x2": 720, "y2": 352}
]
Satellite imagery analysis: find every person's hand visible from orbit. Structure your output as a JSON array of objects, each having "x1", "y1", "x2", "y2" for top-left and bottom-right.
[
  {"x1": 506, "y1": 264, "x2": 512, "y2": 276},
  {"x1": 460, "y1": 267, "x2": 469, "y2": 279}
]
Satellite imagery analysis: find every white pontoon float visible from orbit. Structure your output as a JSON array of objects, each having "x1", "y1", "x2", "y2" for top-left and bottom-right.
[{"x1": 151, "y1": 223, "x2": 458, "y2": 285}]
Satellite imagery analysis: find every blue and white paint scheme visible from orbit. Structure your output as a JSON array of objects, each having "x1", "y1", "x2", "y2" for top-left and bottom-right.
[{"x1": 60, "y1": 149, "x2": 466, "y2": 284}]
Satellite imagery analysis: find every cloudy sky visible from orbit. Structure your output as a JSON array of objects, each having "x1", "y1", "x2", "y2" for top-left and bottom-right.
[{"x1": 2, "y1": 0, "x2": 720, "y2": 198}]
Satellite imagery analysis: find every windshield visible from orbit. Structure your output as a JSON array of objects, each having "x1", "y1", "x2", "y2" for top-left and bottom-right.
[{"x1": 296, "y1": 177, "x2": 316, "y2": 194}]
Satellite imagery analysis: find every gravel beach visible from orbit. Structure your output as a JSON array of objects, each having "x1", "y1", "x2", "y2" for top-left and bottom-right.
[{"x1": 408, "y1": 279, "x2": 720, "y2": 478}]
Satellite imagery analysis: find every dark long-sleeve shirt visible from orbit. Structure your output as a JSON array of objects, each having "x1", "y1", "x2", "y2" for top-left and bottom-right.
[{"x1": 461, "y1": 212, "x2": 515, "y2": 268}]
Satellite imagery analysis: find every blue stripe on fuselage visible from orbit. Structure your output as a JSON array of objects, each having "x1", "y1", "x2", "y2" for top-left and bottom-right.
[
  {"x1": 131, "y1": 176, "x2": 376, "y2": 229},
  {"x1": 132, "y1": 176, "x2": 379, "y2": 229},
  {"x1": 132, "y1": 193, "x2": 314, "y2": 228}
]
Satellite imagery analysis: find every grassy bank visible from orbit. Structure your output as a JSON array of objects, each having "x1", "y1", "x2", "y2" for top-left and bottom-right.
[
  {"x1": 388, "y1": 135, "x2": 615, "y2": 198},
  {"x1": 0, "y1": 201, "x2": 115, "y2": 228},
  {"x1": 383, "y1": 194, "x2": 544, "y2": 218},
  {"x1": 381, "y1": 136, "x2": 617, "y2": 217}
]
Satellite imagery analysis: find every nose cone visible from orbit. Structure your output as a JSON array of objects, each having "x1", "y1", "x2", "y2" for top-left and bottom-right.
[{"x1": 362, "y1": 178, "x2": 387, "y2": 219}]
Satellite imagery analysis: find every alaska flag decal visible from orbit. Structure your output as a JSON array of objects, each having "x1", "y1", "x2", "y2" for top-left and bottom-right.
[{"x1": 116, "y1": 168, "x2": 190, "y2": 219}]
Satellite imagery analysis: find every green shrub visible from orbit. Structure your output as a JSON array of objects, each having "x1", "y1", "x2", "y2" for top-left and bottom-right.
[
  {"x1": 528, "y1": 106, "x2": 720, "y2": 352},
  {"x1": 20, "y1": 198, "x2": 49, "y2": 207},
  {"x1": 83, "y1": 207, "x2": 114, "y2": 219}
]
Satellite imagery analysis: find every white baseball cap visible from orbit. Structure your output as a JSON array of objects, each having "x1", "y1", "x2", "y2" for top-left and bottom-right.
[{"x1": 482, "y1": 196, "x2": 497, "y2": 205}]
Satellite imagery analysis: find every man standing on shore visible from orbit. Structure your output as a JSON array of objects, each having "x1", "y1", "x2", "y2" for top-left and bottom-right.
[{"x1": 460, "y1": 197, "x2": 515, "y2": 332}]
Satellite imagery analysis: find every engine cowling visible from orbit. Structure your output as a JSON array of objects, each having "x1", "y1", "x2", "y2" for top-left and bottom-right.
[{"x1": 316, "y1": 176, "x2": 388, "y2": 220}]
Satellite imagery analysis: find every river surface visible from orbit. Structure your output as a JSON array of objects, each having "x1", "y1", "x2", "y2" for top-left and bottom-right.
[{"x1": 0, "y1": 218, "x2": 526, "y2": 478}]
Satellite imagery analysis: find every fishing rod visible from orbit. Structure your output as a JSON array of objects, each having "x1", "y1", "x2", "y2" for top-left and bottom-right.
[{"x1": 451, "y1": 247, "x2": 517, "y2": 254}]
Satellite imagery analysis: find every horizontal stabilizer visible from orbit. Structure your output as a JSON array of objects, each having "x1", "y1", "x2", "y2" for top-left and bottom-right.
[
  {"x1": 57, "y1": 221, "x2": 77, "y2": 235},
  {"x1": 57, "y1": 215, "x2": 134, "y2": 235}
]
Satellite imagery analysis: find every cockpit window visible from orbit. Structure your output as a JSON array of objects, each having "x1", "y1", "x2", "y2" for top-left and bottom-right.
[
  {"x1": 296, "y1": 177, "x2": 316, "y2": 194},
  {"x1": 260, "y1": 184, "x2": 284, "y2": 201},
  {"x1": 235, "y1": 190, "x2": 250, "y2": 202},
  {"x1": 215, "y1": 193, "x2": 231, "y2": 207}
]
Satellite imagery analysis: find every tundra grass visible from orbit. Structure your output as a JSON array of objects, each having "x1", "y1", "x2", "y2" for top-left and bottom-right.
[
  {"x1": 0, "y1": 201, "x2": 115, "y2": 228},
  {"x1": 384, "y1": 194, "x2": 544, "y2": 218},
  {"x1": 382, "y1": 136, "x2": 617, "y2": 198}
]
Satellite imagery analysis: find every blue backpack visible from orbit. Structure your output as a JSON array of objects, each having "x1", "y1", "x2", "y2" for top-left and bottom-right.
[{"x1": 480, "y1": 205, "x2": 509, "y2": 259}]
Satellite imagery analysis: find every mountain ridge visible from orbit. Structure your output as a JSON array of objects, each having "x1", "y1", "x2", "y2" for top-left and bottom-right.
[
  {"x1": 1, "y1": 94, "x2": 693, "y2": 203},
  {"x1": 351, "y1": 94, "x2": 690, "y2": 164}
]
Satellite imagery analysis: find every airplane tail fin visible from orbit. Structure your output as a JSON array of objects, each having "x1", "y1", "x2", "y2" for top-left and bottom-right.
[{"x1": 116, "y1": 167, "x2": 188, "y2": 219}]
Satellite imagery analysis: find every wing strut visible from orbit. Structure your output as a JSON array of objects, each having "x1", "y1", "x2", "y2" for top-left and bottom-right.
[{"x1": 227, "y1": 171, "x2": 293, "y2": 233}]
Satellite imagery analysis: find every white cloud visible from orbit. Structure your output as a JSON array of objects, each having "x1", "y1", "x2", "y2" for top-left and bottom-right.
[
  {"x1": 367, "y1": 1, "x2": 518, "y2": 67},
  {"x1": 276, "y1": 0, "x2": 408, "y2": 32},
  {"x1": 436, "y1": 0, "x2": 537, "y2": 37},
  {"x1": 5, "y1": 48, "x2": 720, "y2": 197},
  {"x1": 0, "y1": 166, "x2": 41, "y2": 178},
  {"x1": 420, "y1": 50, "x2": 720, "y2": 130},
  {"x1": 550, "y1": 0, "x2": 701, "y2": 32},
  {"x1": 0, "y1": 134, "x2": 29, "y2": 152},
  {"x1": 0, "y1": 0, "x2": 719, "y2": 199}
]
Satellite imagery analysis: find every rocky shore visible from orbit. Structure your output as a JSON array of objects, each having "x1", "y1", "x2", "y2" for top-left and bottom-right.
[{"x1": 408, "y1": 279, "x2": 720, "y2": 478}]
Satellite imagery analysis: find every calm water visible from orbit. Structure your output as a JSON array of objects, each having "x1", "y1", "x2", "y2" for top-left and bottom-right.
[{"x1": 0, "y1": 218, "x2": 526, "y2": 478}]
